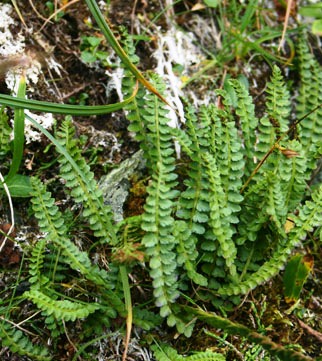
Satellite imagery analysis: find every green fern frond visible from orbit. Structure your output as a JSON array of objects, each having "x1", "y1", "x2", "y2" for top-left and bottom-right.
[
  {"x1": 152, "y1": 343, "x2": 183, "y2": 361},
  {"x1": 265, "y1": 65, "x2": 291, "y2": 134},
  {"x1": 142, "y1": 162, "x2": 179, "y2": 318},
  {"x1": 44, "y1": 314, "x2": 64, "y2": 338},
  {"x1": 291, "y1": 183, "x2": 322, "y2": 241},
  {"x1": 139, "y1": 74, "x2": 180, "y2": 318},
  {"x1": 296, "y1": 31, "x2": 322, "y2": 164},
  {"x1": 240, "y1": 140, "x2": 311, "y2": 243},
  {"x1": 208, "y1": 103, "x2": 244, "y2": 217},
  {"x1": 202, "y1": 152, "x2": 237, "y2": 277},
  {"x1": 24, "y1": 288, "x2": 100, "y2": 322},
  {"x1": 278, "y1": 140, "x2": 308, "y2": 212},
  {"x1": 236, "y1": 189, "x2": 269, "y2": 245},
  {"x1": 218, "y1": 244, "x2": 290, "y2": 296},
  {"x1": 229, "y1": 79, "x2": 258, "y2": 175},
  {"x1": 0, "y1": 321, "x2": 51, "y2": 361},
  {"x1": 169, "y1": 126, "x2": 193, "y2": 157},
  {"x1": 30, "y1": 177, "x2": 111, "y2": 288},
  {"x1": 261, "y1": 174, "x2": 283, "y2": 233},
  {"x1": 256, "y1": 66, "x2": 291, "y2": 164},
  {"x1": 175, "y1": 102, "x2": 244, "y2": 283},
  {"x1": 121, "y1": 29, "x2": 150, "y2": 156},
  {"x1": 28, "y1": 239, "x2": 48, "y2": 285},
  {"x1": 219, "y1": 184, "x2": 322, "y2": 296},
  {"x1": 174, "y1": 220, "x2": 207, "y2": 287},
  {"x1": 56, "y1": 118, "x2": 117, "y2": 244},
  {"x1": 176, "y1": 104, "x2": 211, "y2": 238},
  {"x1": 174, "y1": 105, "x2": 212, "y2": 283},
  {"x1": 186, "y1": 352, "x2": 226, "y2": 361},
  {"x1": 151, "y1": 343, "x2": 226, "y2": 361},
  {"x1": 256, "y1": 116, "x2": 278, "y2": 163}
]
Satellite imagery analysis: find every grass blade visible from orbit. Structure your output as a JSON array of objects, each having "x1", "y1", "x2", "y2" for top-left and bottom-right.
[
  {"x1": 5, "y1": 75, "x2": 26, "y2": 181},
  {"x1": 84, "y1": 0, "x2": 171, "y2": 107},
  {"x1": 0, "y1": 82, "x2": 138, "y2": 115}
]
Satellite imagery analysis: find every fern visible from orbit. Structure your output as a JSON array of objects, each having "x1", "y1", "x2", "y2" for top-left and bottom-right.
[
  {"x1": 256, "y1": 65, "x2": 291, "y2": 163},
  {"x1": 174, "y1": 220, "x2": 207, "y2": 287},
  {"x1": 139, "y1": 75, "x2": 179, "y2": 318},
  {"x1": 174, "y1": 105, "x2": 211, "y2": 286},
  {"x1": 176, "y1": 104, "x2": 211, "y2": 235},
  {"x1": 2, "y1": 25, "x2": 320, "y2": 361},
  {"x1": 24, "y1": 288, "x2": 101, "y2": 322},
  {"x1": 56, "y1": 118, "x2": 117, "y2": 245},
  {"x1": 152, "y1": 343, "x2": 182, "y2": 361},
  {"x1": 265, "y1": 65, "x2": 291, "y2": 135},
  {"x1": 30, "y1": 177, "x2": 102, "y2": 282},
  {"x1": 0, "y1": 321, "x2": 51, "y2": 361},
  {"x1": 278, "y1": 140, "x2": 308, "y2": 213},
  {"x1": 219, "y1": 183, "x2": 322, "y2": 296},
  {"x1": 151, "y1": 343, "x2": 226, "y2": 361},
  {"x1": 142, "y1": 161, "x2": 179, "y2": 318},
  {"x1": 28, "y1": 175, "x2": 125, "y2": 342},
  {"x1": 290, "y1": 183, "x2": 322, "y2": 241},
  {"x1": 202, "y1": 152, "x2": 237, "y2": 278},
  {"x1": 229, "y1": 79, "x2": 258, "y2": 175},
  {"x1": 121, "y1": 29, "x2": 151, "y2": 160},
  {"x1": 29, "y1": 176, "x2": 122, "y2": 302},
  {"x1": 28, "y1": 239, "x2": 48, "y2": 285},
  {"x1": 174, "y1": 101, "x2": 245, "y2": 284},
  {"x1": 218, "y1": 243, "x2": 292, "y2": 296},
  {"x1": 296, "y1": 30, "x2": 322, "y2": 166},
  {"x1": 236, "y1": 65, "x2": 308, "y2": 245}
]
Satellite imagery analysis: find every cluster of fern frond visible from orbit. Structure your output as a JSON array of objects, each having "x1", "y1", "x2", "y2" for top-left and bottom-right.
[
  {"x1": 122, "y1": 29, "x2": 322, "y2": 333},
  {"x1": 0, "y1": 29, "x2": 321, "y2": 361}
]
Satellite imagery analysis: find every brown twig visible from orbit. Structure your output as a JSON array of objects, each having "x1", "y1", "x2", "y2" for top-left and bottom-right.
[{"x1": 278, "y1": 0, "x2": 293, "y2": 51}]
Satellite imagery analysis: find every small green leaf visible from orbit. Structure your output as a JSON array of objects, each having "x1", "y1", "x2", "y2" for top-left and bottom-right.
[
  {"x1": 283, "y1": 254, "x2": 314, "y2": 303},
  {"x1": 299, "y1": 4, "x2": 322, "y2": 19},
  {"x1": 203, "y1": 0, "x2": 220, "y2": 8},
  {"x1": 81, "y1": 51, "x2": 97, "y2": 63},
  {"x1": 5, "y1": 174, "x2": 32, "y2": 197},
  {"x1": 86, "y1": 36, "x2": 102, "y2": 47},
  {"x1": 312, "y1": 19, "x2": 322, "y2": 35}
]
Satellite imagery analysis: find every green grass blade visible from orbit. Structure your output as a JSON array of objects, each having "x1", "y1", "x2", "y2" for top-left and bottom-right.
[
  {"x1": 84, "y1": 0, "x2": 171, "y2": 106},
  {"x1": 0, "y1": 83, "x2": 138, "y2": 115},
  {"x1": 5, "y1": 75, "x2": 26, "y2": 182}
]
